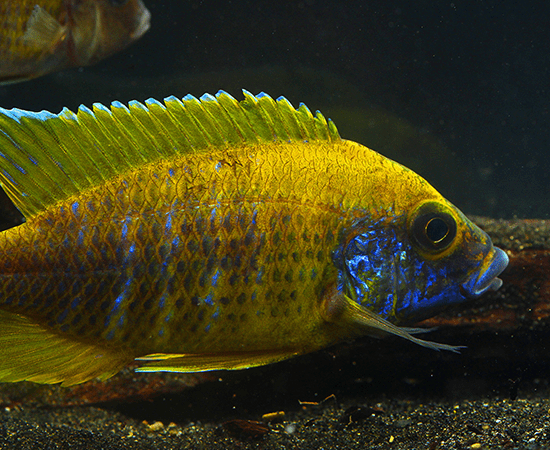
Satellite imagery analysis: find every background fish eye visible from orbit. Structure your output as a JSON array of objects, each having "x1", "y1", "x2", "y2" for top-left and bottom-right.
[{"x1": 410, "y1": 204, "x2": 457, "y2": 252}]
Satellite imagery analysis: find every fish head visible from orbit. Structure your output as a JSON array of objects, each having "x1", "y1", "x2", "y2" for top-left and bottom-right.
[
  {"x1": 71, "y1": 0, "x2": 151, "y2": 65},
  {"x1": 339, "y1": 199, "x2": 508, "y2": 324}
]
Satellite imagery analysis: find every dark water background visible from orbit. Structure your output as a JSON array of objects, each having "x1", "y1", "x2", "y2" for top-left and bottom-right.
[{"x1": 1, "y1": 0, "x2": 548, "y2": 219}]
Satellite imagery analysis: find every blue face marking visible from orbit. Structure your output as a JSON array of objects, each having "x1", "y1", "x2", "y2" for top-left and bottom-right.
[{"x1": 338, "y1": 215, "x2": 468, "y2": 322}]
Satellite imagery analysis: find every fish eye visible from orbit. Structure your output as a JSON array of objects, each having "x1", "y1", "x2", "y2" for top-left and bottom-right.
[{"x1": 410, "y1": 202, "x2": 457, "y2": 252}]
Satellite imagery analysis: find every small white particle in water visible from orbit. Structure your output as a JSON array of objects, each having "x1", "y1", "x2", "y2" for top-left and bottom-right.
[{"x1": 285, "y1": 424, "x2": 296, "y2": 434}]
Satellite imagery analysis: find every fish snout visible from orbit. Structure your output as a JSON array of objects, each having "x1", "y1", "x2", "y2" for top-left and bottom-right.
[
  {"x1": 131, "y1": 1, "x2": 151, "y2": 39},
  {"x1": 462, "y1": 246, "x2": 509, "y2": 298}
]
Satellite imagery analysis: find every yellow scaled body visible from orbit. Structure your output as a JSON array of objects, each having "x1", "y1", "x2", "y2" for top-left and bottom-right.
[{"x1": 0, "y1": 91, "x2": 507, "y2": 385}]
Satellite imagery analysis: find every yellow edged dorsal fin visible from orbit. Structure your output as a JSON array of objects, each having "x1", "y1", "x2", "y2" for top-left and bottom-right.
[
  {"x1": 0, "y1": 310, "x2": 133, "y2": 386},
  {"x1": 0, "y1": 90, "x2": 340, "y2": 219}
]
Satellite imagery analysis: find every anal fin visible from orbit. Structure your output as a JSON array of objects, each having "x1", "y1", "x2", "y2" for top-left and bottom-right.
[
  {"x1": 136, "y1": 349, "x2": 301, "y2": 373},
  {"x1": 0, "y1": 310, "x2": 133, "y2": 386}
]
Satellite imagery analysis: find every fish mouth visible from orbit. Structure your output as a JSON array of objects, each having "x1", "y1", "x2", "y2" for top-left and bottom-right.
[
  {"x1": 132, "y1": 3, "x2": 152, "y2": 39},
  {"x1": 461, "y1": 246, "x2": 509, "y2": 298}
]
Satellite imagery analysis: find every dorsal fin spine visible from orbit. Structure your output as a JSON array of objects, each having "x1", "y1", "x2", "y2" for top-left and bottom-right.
[
  {"x1": 183, "y1": 95, "x2": 226, "y2": 148},
  {"x1": 241, "y1": 89, "x2": 276, "y2": 141},
  {"x1": 200, "y1": 94, "x2": 242, "y2": 146},
  {"x1": 215, "y1": 91, "x2": 259, "y2": 144},
  {"x1": 164, "y1": 96, "x2": 210, "y2": 151},
  {"x1": 129, "y1": 100, "x2": 175, "y2": 159}
]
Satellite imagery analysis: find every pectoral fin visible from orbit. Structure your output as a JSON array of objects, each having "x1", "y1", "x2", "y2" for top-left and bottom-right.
[
  {"x1": 136, "y1": 349, "x2": 301, "y2": 373},
  {"x1": 326, "y1": 295, "x2": 463, "y2": 353},
  {"x1": 21, "y1": 6, "x2": 66, "y2": 52}
]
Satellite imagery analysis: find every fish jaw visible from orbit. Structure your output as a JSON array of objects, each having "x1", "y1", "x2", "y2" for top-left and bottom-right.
[
  {"x1": 461, "y1": 246, "x2": 508, "y2": 298},
  {"x1": 130, "y1": 1, "x2": 151, "y2": 40}
]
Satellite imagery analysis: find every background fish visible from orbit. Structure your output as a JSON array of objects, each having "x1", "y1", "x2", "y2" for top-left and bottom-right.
[
  {"x1": 0, "y1": 0, "x2": 150, "y2": 85},
  {"x1": 0, "y1": 91, "x2": 508, "y2": 385}
]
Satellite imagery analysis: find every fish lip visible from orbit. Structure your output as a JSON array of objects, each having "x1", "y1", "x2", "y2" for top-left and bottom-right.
[
  {"x1": 462, "y1": 246, "x2": 509, "y2": 298},
  {"x1": 132, "y1": 3, "x2": 151, "y2": 39}
]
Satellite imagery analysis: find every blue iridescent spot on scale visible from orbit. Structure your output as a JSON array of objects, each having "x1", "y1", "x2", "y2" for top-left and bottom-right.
[
  {"x1": 158, "y1": 292, "x2": 167, "y2": 310},
  {"x1": 171, "y1": 235, "x2": 180, "y2": 248},
  {"x1": 204, "y1": 293, "x2": 214, "y2": 306},
  {"x1": 71, "y1": 201, "x2": 79, "y2": 216},
  {"x1": 165, "y1": 211, "x2": 173, "y2": 235},
  {"x1": 212, "y1": 269, "x2": 220, "y2": 287},
  {"x1": 57, "y1": 309, "x2": 68, "y2": 324},
  {"x1": 212, "y1": 307, "x2": 220, "y2": 320},
  {"x1": 77, "y1": 229, "x2": 84, "y2": 246},
  {"x1": 121, "y1": 219, "x2": 129, "y2": 240}
]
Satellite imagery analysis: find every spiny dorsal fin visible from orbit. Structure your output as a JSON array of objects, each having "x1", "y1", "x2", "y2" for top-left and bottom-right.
[{"x1": 0, "y1": 90, "x2": 340, "y2": 218}]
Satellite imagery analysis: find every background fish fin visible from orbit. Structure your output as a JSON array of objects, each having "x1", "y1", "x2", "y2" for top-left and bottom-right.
[
  {"x1": 0, "y1": 90, "x2": 340, "y2": 218},
  {"x1": 21, "y1": 6, "x2": 66, "y2": 51},
  {"x1": 336, "y1": 296, "x2": 464, "y2": 353},
  {"x1": 135, "y1": 348, "x2": 301, "y2": 373},
  {"x1": 0, "y1": 310, "x2": 133, "y2": 386}
]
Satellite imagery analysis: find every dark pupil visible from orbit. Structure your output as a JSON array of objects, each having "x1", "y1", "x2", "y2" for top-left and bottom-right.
[{"x1": 425, "y1": 217, "x2": 449, "y2": 243}]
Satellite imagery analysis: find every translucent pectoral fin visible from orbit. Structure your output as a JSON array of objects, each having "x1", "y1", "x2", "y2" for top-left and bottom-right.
[
  {"x1": 22, "y1": 6, "x2": 66, "y2": 51},
  {"x1": 136, "y1": 349, "x2": 301, "y2": 373},
  {"x1": 0, "y1": 310, "x2": 133, "y2": 386},
  {"x1": 330, "y1": 295, "x2": 464, "y2": 353}
]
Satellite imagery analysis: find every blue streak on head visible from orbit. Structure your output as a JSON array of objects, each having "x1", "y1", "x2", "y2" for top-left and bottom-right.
[{"x1": 340, "y1": 215, "x2": 467, "y2": 322}]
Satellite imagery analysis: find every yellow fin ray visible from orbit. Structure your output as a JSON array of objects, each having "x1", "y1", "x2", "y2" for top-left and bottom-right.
[
  {"x1": 0, "y1": 91, "x2": 340, "y2": 218},
  {"x1": 335, "y1": 296, "x2": 464, "y2": 353},
  {"x1": 21, "y1": 6, "x2": 65, "y2": 51},
  {"x1": 0, "y1": 310, "x2": 133, "y2": 386},
  {"x1": 136, "y1": 349, "x2": 301, "y2": 373}
]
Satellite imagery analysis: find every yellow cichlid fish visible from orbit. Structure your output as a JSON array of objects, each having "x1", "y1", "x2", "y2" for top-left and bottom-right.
[
  {"x1": 0, "y1": 91, "x2": 508, "y2": 386},
  {"x1": 0, "y1": 0, "x2": 150, "y2": 85}
]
